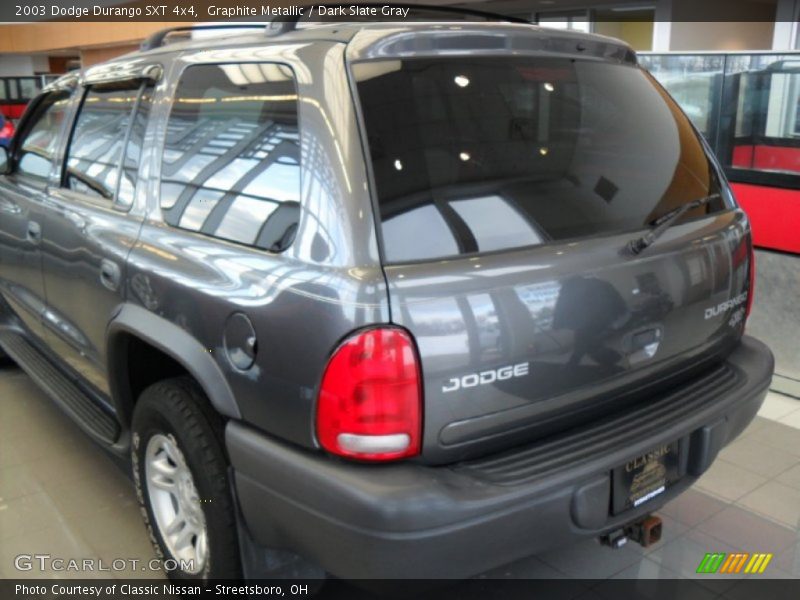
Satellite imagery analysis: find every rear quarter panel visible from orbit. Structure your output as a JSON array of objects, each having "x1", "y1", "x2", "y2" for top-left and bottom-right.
[{"x1": 121, "y1": 41, "x2": 388, "y2": 448}]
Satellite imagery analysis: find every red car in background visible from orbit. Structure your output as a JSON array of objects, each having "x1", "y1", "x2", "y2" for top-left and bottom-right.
[
  {"x1": 0, "y1": 115, "x2": 14, "y2": 149},
  {"x1": 0, "y1": 75, "x2": 57, "y2": 149}
]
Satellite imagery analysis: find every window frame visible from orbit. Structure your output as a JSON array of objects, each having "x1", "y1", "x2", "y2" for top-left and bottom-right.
[
  {"x1": 157, "y1": 60, "x2": 303, "y2": 254},
  {"x1": 60, "y1": 79, "x2": 150, "y2": 211},
  {"x1": 8, "y1": 88, "x2": 74, "y2": 187}
]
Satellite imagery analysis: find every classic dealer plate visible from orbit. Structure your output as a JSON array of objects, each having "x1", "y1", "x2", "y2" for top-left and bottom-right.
[{"x1": 612, "y1": 441, "x2": 682, "y2": 514}]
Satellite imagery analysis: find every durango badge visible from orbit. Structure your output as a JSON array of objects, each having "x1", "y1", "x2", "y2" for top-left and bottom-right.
[
  {"x1": 704, "y1": 292, "x2": 748, "y2": 320},
  {"x1": 442, "y1": 363, "x2": 530, "y2": 393}
]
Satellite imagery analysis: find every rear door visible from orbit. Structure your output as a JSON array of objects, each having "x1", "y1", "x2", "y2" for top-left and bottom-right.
[
  {"x1": 0, "y1": 90, "x2": 72, "y2": 340},
  {"x1": 352, "y1": 54, "x2": 751, "y2": 463},
  {"x1": 39, "y1": 79, "x2": 153, "y2": 394}
]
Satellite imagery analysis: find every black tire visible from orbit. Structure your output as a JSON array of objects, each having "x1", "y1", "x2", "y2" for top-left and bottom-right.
[{"x1": 131, "y1": 377, "x2": 241, "y2": 580}]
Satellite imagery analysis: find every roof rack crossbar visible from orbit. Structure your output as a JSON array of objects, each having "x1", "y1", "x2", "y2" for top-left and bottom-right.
[
  {"x1": 266, "y1": 3, "x2": 529, "y2": 36},
  {"x1": 140, "y1": 24, "x2": 267, "y2": 51}
]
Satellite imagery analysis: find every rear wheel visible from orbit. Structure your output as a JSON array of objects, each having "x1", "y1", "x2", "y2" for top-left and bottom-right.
[{"x1": 131, "y1": 377, "x2": 241, "y2": 580}]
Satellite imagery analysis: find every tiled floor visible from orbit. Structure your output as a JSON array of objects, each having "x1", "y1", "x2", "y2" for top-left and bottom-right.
[{"x1": 1, "y1": 362, "x2": 799, "y2": 592}]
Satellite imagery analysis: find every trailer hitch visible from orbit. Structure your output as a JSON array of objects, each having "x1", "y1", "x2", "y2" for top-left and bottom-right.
[{"x1": 600, "y1": 514, "x2": 663, "y2": 549}]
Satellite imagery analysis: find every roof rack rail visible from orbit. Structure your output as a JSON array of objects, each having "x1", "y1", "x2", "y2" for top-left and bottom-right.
[
  {"x1": 266, "y1": 3, "x2": 530, "y2": 36},
  {"x1": 140, "y1": 24, "x2": 267, "y2": 51},
  {"x1": 141, "y1": 7, "x2": 530, "y2": 49}
]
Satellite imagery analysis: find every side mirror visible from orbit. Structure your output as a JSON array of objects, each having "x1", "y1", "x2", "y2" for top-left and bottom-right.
[{"x1": 0, "y1": 146, "x2": 9, "y2": 175}]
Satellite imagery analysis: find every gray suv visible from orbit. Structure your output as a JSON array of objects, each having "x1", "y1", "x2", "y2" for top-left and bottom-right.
[{"x1": 0, "y1": 13, "x2": 774, "y2": 582}]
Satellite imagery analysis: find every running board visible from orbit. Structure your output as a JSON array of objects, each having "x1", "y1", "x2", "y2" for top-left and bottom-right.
[{"x1": 0, "y1": 331, "x2": 120, "y2": 445}]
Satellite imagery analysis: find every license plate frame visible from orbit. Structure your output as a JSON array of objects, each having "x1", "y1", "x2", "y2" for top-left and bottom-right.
[{"x1": 611, "y1": 440, "x2": 683, "y2": 515}]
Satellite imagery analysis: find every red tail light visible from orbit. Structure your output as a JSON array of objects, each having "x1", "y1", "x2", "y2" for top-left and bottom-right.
[
  {"x1": 316, "y1": 327, "x2": 422, "y2": 461},
  {"x1": 0, "y1": 121, "x2": 13, "y2": 139},
  {"x1": 745, "y1": 243, "x2": 755, "y2": 321}
]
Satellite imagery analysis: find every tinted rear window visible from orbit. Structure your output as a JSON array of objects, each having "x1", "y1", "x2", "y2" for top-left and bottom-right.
[{"x1": 353, "y1": 57, "x2": 725, "y2": 263}]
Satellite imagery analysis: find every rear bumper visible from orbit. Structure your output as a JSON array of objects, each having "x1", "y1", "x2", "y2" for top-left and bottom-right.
[{"x1": 226, "y1": 335, "x2": 773, "y2": 579}]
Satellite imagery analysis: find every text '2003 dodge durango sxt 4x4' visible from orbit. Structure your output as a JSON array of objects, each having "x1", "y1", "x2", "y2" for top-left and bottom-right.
[{"x1": 0, "y1": 11, "x2": 774, "y2": 582}]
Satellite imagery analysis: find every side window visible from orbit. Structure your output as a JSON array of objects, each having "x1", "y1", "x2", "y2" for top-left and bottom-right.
[
  {"x1": 64, "y1": 82, "x2": 142, "y2": 201},
  {"x1": 117, "y1": 85, "x2": 153, "y2": 207},
  {"x1": 16, "y1": 91, "x2": 71, "y2": 181},
  {"x1": 160, "y1": 63, "x2": 301, "y2": 252}
]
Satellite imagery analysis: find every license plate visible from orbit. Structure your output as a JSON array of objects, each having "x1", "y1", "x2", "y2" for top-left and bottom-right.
[{"x1": 612, "y1": 441, "x2": 681, "y2": 515}]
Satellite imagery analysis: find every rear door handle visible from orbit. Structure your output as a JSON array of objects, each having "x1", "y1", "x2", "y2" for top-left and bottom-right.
[
  {"x1": 26, "y1": 221, "x2": 41, "y2": 245},
  {"x1": 100, "y1": 259, "x2": 121, "y2": 291}
]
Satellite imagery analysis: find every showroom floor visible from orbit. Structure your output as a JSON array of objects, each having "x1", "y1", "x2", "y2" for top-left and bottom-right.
[{"x1": 1, "y1": 362, "x2": 799, "y2": 594}]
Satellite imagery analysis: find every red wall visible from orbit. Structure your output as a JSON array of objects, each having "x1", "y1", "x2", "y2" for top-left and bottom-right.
[
  {"x1": 731, "y1": 182, "x2": 800, "y2": 254},
  {"x1": 733, "y1": 144, "x2": 800, "y2": 173},
  {"x1": 0, "y1": 104, "x2": 26, "y2": 119}
]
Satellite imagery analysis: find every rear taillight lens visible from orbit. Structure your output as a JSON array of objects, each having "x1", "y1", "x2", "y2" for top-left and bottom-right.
[
  {"x1": 0, "y1": 122, "x2": 13, "y2": 139},
  {"x1": 316, "y1": 327, "x2": 422, "y2": 461},
  {"x1": 746, "y1": 243, "x2": 756, "y2": 321}
]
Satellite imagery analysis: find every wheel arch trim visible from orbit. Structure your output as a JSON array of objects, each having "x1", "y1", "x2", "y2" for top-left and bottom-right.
[{"x1": 107, "y1": 303, "x2": 242, "y2": 424}]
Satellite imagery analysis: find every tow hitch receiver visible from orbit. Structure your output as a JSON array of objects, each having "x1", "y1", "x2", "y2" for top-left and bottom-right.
[
  {"x1": 627, "y1": 514, "x2": 663, "y2": 547},
  {"x1": 601, "y1": 514, "x2": 663, "y2": 549}
]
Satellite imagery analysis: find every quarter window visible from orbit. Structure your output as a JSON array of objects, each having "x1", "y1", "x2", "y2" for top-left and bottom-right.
[
  {"x1": 16, "y1": 91, "x2": 71, "y2": 181},
  {"x1": 160, "y1": 63, "x2": 301, "y2": 252}
]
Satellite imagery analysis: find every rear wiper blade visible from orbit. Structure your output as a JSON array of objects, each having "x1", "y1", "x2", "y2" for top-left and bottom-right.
[{"x1": 626, "y1": 193, "x2": 721, "y2": 256}]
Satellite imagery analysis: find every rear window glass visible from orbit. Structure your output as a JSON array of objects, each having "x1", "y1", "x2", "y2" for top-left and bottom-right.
[{"x1": 353, "y1": 57, "x2": 725, "y2": 263}]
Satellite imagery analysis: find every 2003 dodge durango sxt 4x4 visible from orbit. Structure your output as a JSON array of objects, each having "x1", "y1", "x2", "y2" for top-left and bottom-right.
[{"x1": 0, "y1": 13, "x2": 774, "y2": 582}]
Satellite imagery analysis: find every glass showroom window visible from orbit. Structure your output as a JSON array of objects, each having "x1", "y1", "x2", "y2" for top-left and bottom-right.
[
  {"x1": 536, "y1": 11, "x2": 590, "y2": 33},
  {"x1": 644, "y1": 52, "x2": 800, "y2": 188},
  {"x1": 638, "y1": 54, "x2": 726, "y2": 142},
  {"x1": 721, "y1": 55, "x2": 800, "y2": 179}
]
